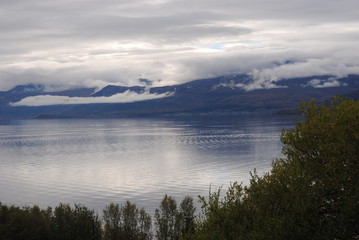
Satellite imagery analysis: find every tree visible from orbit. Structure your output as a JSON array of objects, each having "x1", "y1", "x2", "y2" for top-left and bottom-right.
[
  {"x1": 0, "y1": 203, "x2": 52, "y2": 240},
  {"x1": 195, "y1": 97, "x2": 359, "y2": 239},
  {"x1": 196, "y1": 183, "x2": 246, "y2": 240},
  {"x1": 137, "y1": 207, "x2": 153, "y2": 240},
  {"x1": 103, "y1": 201, "x2": 152, "y2": 240},
  {"x1": 120, "y1": 201, "x2": 152, "y2": 240},
  {"x1": 155, "y1": 195, "x2": 181, "y2": 240},
  {"x1": 179, "y1": 196, "x2": 196, "y2": 239},
  {"x1": 103, "y1": 203, "x2": 122, "y2": 240},
  {"x1": 276, "y1": 97, "x2": 359, "y2": 238},
  {"x1": 72, "y1": 204, "x2": 102, "y2": 240},
  {"x1": 245, "y1": 98, "x2": 359, "y2": 239},
  {"x1": 52, "y1": 203, "x2": 101, "y2": 240}
]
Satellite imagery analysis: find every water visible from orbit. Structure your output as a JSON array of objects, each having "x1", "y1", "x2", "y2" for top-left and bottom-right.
[{"x1": 0, "y1": 116, "x2": 295, "y2": 214}]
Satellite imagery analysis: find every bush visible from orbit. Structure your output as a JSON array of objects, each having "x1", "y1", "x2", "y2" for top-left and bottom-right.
[{"x1": 195, "y1": 97, "x2": 359, "y2": 239}]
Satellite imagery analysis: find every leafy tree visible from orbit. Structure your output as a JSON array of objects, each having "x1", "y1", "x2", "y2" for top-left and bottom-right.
[
  {"x1": 103, "y1": 201, "x2": 152, "y2": 240},
  {"x1": 29, "y1": 205, "x2": 53, "y2": 240},
  {"x1": 179, "y1": 196, "x2": 196, "y2": 239},
  {"x1": 0, "y1": 203, "x2": 52, "y2": 240},
  {"x1": 196, "y1": 183, "x2": 246, "y2": 240},
  {"x1": 120, "y1": 200, "x2": 152, "y2": 240},
  {"x1": 155, "y1": 195, "x2": 181, "y2": 240},
  {"x1": 103, "y1": 203, "x2": 122, "y2": 240},
  {"x1": 275, "y1": 97, "x2": 359, "y2": 239},
  {"x1": 72, "y1": 204, "x2": 102, "y2": 240},
  {"x1": 195, "y1": 97, "x2": 359, "y2": 239},
  {"x1": 52, "y1": 203, "x2": 101, "y2": 240},
  {"x1": 0, "y1": 202, "x2": 101, "y2": 240},
  {"x1": 137, "y1": 207, "x2": 153, "y2": 240},
  {"x1": 52, "y1": 203, "x2": 74, "y2": 240}
]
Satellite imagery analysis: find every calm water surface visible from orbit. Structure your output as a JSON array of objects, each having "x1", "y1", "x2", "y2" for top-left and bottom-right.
[{"x1": 0, "y1": 116, "x2": 295, "y2": 214}]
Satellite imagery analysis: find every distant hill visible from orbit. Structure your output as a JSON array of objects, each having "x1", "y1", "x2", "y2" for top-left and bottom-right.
[
  {"x1": 0, "y1": 74, "x2": 358, "y2": 119},
  {"x1": 0, "y1": 85, "x2": 96, "y2": 106}
]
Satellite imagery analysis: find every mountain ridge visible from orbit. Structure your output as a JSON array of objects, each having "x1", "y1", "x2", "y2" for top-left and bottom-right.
[{"x1": 1, "y1": 74, "x2": 358, "y2": 119}]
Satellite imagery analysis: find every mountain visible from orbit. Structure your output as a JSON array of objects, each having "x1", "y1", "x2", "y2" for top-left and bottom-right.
[
  {"x1": 0, "y1": 74, "x2": 358, "y2": 119},
  {"x1": 0, "y1": 85, "x2": 96, "y2": 106},
  {"x1": 91, "y1": 85, "x2": 146, "y2": 96}
]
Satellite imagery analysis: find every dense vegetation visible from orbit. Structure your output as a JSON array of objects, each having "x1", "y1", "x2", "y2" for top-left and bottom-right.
[
  {"x1": 195, "y1": 97, "x2": 359, "y2": 239},
  {"x1": 1, "y1": 97, "x2": 358, "y2": 239},
  {"x1": 0, "y1": 196, "x2": 196, "y2": 240}
]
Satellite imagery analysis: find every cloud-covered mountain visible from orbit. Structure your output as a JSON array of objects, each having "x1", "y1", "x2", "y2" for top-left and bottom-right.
[
  {"x1": 0, "y1": 85, "x2": 96, "y2": 105},
  {"x1": 0, "y1": 74, "x2": 358, "y2": 119}
]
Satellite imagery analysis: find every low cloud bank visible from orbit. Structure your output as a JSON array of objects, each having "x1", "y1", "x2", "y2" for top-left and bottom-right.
[
  {"x1": 10, "y1": 91, "x2": 173, "y2": 107},
  {"x1": 305, "y1": 78, "x2": 346, "y2": 88},
  {"x1": 235, "y1": 59, "x2": 359, "y2": 91}
]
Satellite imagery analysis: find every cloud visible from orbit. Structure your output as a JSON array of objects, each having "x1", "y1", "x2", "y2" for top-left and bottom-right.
[
  {"x1": 241, "y1": 58, "x2": 359, "y2": 90},
  {"x1": 305, "y1": 78, "x2": 346, "y2": 88},
  {"x1": 10, "y1": 91, "x2": 174, "y2": 106},
  {"x1": 0, "y1": 0, "x2": 359, "y2": 92}
]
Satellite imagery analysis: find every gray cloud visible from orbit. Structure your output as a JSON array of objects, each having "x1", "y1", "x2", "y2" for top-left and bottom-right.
[{"x1": 0, "y1": 0, "x2": 358, "y2": 92}]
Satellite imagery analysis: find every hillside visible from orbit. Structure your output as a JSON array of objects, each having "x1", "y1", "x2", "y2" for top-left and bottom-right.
[{"x1": 0, "y1": 74, "x2": 358, "y2": 118}]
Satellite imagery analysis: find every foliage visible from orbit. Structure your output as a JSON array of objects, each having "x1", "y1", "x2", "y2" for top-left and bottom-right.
[
  {"x1": 154, "y1": 195, "x2": 196, "y2": 240},
  {"x1": 0, "y1": 203, "x2": 52, "y2": 240},
  {"x1": 102, "y1": 201, "x2": 152, "y2": 240},
  {"x1": 0, "y1": 202, "x2": 101, "y2": 240},
  {"x1": 52, "y1": 203, "x2": 102, "y2": 240},
  {"x1": 103, "y1": 203, "x2": 121, "y2": 240},
  {"x1": 275, "y1": 97, "x2": 359, "y2": 239},
  {"x1": 155, "y1": 195, "x2": 181, "y2": 240},
  {"x1": 195, "y1": 97, "x2": 359, "y2": 239},
  {"x1": 196, "y1": 183, "x2": 246, "y2": 240},
  {"x1": 179, "y1": 196, "x2": 196, "y2": 239}
]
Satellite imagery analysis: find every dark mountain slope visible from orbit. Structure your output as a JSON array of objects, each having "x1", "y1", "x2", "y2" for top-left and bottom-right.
[
  {"x1": 0, "y1": 85, "x2": 95, "y2": 106},
  {"x1": 1, "y1": 74, "x2": 358, "y2": 119}
]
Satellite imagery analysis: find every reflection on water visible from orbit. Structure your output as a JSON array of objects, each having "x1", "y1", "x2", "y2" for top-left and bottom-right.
[{"x1": 0, "y1": 116, "x2": 295, "y2": 214}]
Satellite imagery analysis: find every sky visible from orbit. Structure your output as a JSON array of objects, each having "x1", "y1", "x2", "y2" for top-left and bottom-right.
[{"x1": 1, "y1": 0, "x2": 359, "y2": 92}]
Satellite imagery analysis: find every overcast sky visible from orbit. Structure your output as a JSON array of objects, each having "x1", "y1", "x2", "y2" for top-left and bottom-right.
[{"x1": 1, "y1": 0, "x2": 359, "y2": 91}]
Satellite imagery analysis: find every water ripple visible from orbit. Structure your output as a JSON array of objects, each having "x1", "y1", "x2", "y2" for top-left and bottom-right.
[{"x1": 0, "y1": 117, "x2": 294, "y2": 213}]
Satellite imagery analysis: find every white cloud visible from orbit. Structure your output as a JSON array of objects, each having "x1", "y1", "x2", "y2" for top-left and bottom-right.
[
  {"x1": 243, "y1": 58, "x2": 359, "y2": 90},
  {"x1": 10, "y1": 91, "x2": 173, "y2": 106},
  {"x1": 306, "y1": 78, "x2": 346, "y2": 88}
]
